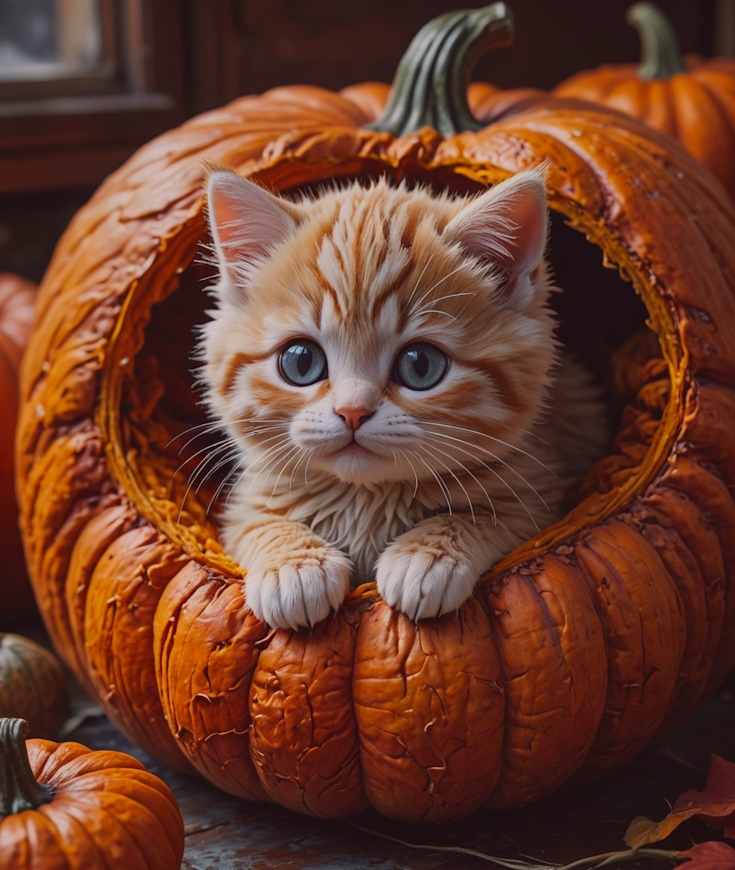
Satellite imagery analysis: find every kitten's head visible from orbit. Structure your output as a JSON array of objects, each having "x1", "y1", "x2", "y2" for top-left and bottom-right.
[{"x1": 199, "y1": 170, "x2": 556, "y2": 488}]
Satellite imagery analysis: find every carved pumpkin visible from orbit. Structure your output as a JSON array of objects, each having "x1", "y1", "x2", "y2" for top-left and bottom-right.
[
  {"x1": 15, "y1": 4, "x2": 735, "y2": 822},
  {"x1": 0, "y1": 718, "x2": 184, "y2": 868},
  {"x1": 553, "y1": 2, "x2": 735, "y2": 199},
  {"x1": 0, "y1": 274, "x2": 37, "y2": 626},
  {"x1": 0, "y1": 634, "x2": 68, "y2": 739}
]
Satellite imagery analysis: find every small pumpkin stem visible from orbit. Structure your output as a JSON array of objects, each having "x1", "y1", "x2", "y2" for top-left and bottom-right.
[
  {"x1": 0, "y1": 718, "x2": 55, "y2": 817},
  {"x1": 367, "y1": 2, "x2": 514, "y2": 137},
  {"x1": 626, "y1": 3, "x2": 687, "y2": 79}
]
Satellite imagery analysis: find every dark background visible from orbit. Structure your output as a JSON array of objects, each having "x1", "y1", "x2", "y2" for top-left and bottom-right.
[{"x1": 0, "y1": 0, "x2": 726, "y2": 285}]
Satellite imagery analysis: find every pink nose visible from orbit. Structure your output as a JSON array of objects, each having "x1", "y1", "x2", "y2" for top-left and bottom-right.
[{"x1": 335, "y1": 406, "x2": 374, "y2": 431}]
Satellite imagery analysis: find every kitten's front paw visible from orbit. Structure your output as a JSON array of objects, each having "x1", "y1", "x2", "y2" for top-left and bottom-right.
[
  {"x1": 376, "y1": 523, "x2": 482, "y2": 621},
  {"x1": 245, "y1": 548, "x2": 352, "y2": 631}
]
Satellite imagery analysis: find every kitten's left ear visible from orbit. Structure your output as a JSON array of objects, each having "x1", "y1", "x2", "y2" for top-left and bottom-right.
[
  {"x1": 444, "y1": 168, "x2": 549, "y2": 310},
  {"x1": 206, "y1": 170, "x2": 298, "y2": 304}
]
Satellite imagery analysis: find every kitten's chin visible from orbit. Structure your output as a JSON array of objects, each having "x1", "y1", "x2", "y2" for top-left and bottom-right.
[{"x1": 314, "y1": 442, "x2": 396, "y2": 486}]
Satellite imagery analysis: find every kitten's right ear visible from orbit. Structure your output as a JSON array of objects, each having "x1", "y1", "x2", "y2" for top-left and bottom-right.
[
  {"x1": 206, "y1": 171, "x2": 297, "y2": 303},
  {"x1": 443, "y1": 168, "x2": 548, "y2": 311}
]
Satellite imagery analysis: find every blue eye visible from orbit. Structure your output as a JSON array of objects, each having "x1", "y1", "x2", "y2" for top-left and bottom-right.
[
  {"x1": 279, "y1": 339, "x2": 328, "y2": 386},
  {"x1": 393, "y1": 342, "x2": 448, "y2": 390}
]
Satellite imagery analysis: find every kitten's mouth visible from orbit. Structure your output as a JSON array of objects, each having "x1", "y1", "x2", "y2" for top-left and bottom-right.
[
  {"x1": 324, "y1": 431, "x2": 386, "y2": 460},
  {"x1": 334, "y1": 441, "x2": 376, "y2": 457}
]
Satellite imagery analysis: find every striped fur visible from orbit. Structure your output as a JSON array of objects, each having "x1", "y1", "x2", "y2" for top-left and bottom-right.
[{"x1": 198, "y1": 170, "x2": 608, "y2": 629}]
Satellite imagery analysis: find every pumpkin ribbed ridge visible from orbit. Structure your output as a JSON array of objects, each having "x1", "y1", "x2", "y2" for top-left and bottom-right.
[
  {"x1": 0, "y1": 725, "x2": 185, "y2": 868},
  {"x1": 15, "y1": 54, "x2": 735, "y2": 824}
]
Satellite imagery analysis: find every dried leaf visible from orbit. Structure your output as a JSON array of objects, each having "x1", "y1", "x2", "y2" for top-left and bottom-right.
[
  {"x1": 674, "y1": 756, "x2": 735, "y2": 840},
  {"x1": 625, "y1": 755, "x2": 735, "y2": 848},
  {"x1": 625, "y1": 813, "x2": 686, "y2": 848},
  {"x1": 676, "y1": 841, "x2": 735, "y2": 869}
]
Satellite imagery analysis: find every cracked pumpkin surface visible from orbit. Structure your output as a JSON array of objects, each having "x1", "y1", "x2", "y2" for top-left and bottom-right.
[{"x1": 14, "y1": 7, "x2": 735, "y2": 823}]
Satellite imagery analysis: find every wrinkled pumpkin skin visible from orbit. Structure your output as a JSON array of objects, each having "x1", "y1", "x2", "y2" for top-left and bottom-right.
[
  {"x1": 15, "y1": 22, "x2": 735, "y2": 822},
  {"x1": 0, "y1": 275, "x2": 37, "y2": 626}
]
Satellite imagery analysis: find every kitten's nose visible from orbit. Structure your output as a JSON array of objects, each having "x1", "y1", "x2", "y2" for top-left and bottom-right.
[{"x1": 335, "y1": 405, "x2": 374, "y2": 431}]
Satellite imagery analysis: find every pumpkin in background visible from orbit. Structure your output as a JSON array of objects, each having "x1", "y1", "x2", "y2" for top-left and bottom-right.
[
  {"x1": 0, "y1": 718, "x2": 184, "y2": 869},
  {"x1": 14, "y1": 3, "x2": 735, "y2": 823},
  {"x1": 553, "y1": 2, "x2": 735, "y2": 199},
  {"x1": 0, "y1": 274, "x2": 37, "y2": 627},
  {"x1": 0, "y1": 634, "x2": 68, "y2": 739}
]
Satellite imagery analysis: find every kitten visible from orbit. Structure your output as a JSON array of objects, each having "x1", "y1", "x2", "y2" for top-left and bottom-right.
[{"x1": 198, "y1": 169, "x2": 607, "y2": 630}]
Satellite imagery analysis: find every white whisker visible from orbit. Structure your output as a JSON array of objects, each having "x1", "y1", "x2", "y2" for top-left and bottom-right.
[
  {"x1": 413, "y1": 450, "x2": 453, "y2": 515},
  {"x1": 223, "y1": 466, "x2": 248, "y2": 509},
  {"x1": 420, "y1": 443, "x2": 477, "y2": 525},
  {"x1": 268, "y1": 445, "x2": 303, "y2": 502},
  {"x1": 421, "y1": 438, "x2": 498, "y2": 526},
  {"x1": 173, "y1": 437, "x2": 235, "y2": 481},
  {"x1": 410, "y1": 264, "x2": 467, "y2": 313},
  {"x1": 415, "y1": 309, "x2": 458, "y2": 322},
  {"x1": 423, "y1": 427, "x2": 552, "y2": 513},
  {"x1": 303, "y1": 449, "x2": 316, "y2": 493},
  {"x1": 176, "y1": 443, "x2": 240, "y2": 522},
  {"x1": 180, "y1": 429, "x2": 289, "y2": 502},
  {"x1": 393, "y1": 448, "x2": 420, "y2": 501},
  {"x1": 403, "y1": 251, "x2": 438, "y2": 311},
  {"x1": 288, "y1": 447, "x2": 311, "y2": 496},
  {"x1": 425, "y1": 420, "x2": 556, "y2": 476},
  {"x1": 168, "y1": 416, "x2": 287, "y2": 451},
  {"x1": 413, "y1": 291, "x2": 476, "y2": 319},
  {"x1": 243, "y1": 439, "x2": 294, "y2": 493},
  {"x1": 168, "y1": 422, "x2": 225, "y2": 452},
  {"x1": 423, "y1": 432, "x2": 547, "y2": 530},
  {"x1": 206, "y1": 464, "x2": 242, "y2": 516}
]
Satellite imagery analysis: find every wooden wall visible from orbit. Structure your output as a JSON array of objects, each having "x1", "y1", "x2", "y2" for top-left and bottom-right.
[{"x1": 0, "y1": 0, "x2": 722, "y2": 283}]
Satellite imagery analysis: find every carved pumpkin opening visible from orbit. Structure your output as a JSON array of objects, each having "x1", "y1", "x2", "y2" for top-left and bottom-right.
[{"x1": 108, "y1": 166, "x2": 655, "y2": 581}]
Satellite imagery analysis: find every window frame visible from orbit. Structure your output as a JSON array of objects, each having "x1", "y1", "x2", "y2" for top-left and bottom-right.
[
  {"x1": 0, "y1": 0, "x2": 188, "y2": 194},
  {"x1": 0, "y1": 0, "x2": 121, "y2": 99}
]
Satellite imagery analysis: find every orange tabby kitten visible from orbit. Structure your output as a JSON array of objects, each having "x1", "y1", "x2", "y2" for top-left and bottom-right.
[{"x1": 199, "y1": 169, "x2": 607, "y2": 630}]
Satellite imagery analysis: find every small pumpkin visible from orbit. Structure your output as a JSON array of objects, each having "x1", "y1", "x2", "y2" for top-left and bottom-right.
[
  {"x1": 553, "y1": 2, "x2": 735, "y2": 199},
  {"x1": 0, "y1": 634, "x2": 68, "y2": 739},
  {"x1": 0, "y1": 274, "x2": 37, "y2": 627},
  {"x1": 14, "y1": 3, "x2": 735, "y2": 823},
  {"x1": 0, "y1": 718, "x2": 185, "y2": 869}
]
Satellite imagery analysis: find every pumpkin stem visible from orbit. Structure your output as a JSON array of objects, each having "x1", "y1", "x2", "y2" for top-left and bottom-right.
[
  {"x1": 366, "y1": 2, "x2": 514, "y2": 137},
  {"x1": 626, "y1": 3, "x2": 687, "y2": 79},
  {"x1": 0, "y1": 718, "x2": 55, "y2": 817}
]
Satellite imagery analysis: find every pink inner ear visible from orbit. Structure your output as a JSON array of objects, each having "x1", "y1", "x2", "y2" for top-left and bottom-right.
[
  {"x1": 465, "y1": 177, "x2": 546, "y2": 268},
  {"x1": 501, "y1": 184, "x2": 547, "y2": 273},
  {"x1": 444, "y1": 170, "x2": 549, "y2": 303},
  {"x1": 207, "y1": 173, "x2": 297, "y2": 298}
]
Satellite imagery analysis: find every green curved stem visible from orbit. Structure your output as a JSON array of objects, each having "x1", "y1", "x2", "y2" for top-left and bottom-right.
[
  {"x1": 626, "y1": 3, "x2": 686, "y2": 79},
  {"x1": 367, "y1": 3, "x2": 514, "y2": 137},
  {"x1": 0, "y1": 718, "x2": 55, "y2": 817}
]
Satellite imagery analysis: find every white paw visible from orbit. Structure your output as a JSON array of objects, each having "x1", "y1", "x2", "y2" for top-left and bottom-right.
[
  {"x1": 376, "y1": 534, "x2": 481, "y2": 622},
  {"x1": 245, "y1": 549, "x2": 352, "y2": 630}
]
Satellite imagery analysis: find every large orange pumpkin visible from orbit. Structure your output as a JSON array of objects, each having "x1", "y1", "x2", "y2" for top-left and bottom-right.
[
  {"x1": 15, "y1": 4, "x2": 735, "y2": 823},
  {"x1": 553, "y1": 2, "x2": 735, "y2": 199},
  {"x1": 0, "y1": 274, "x2": 37, "y2": 626}
]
